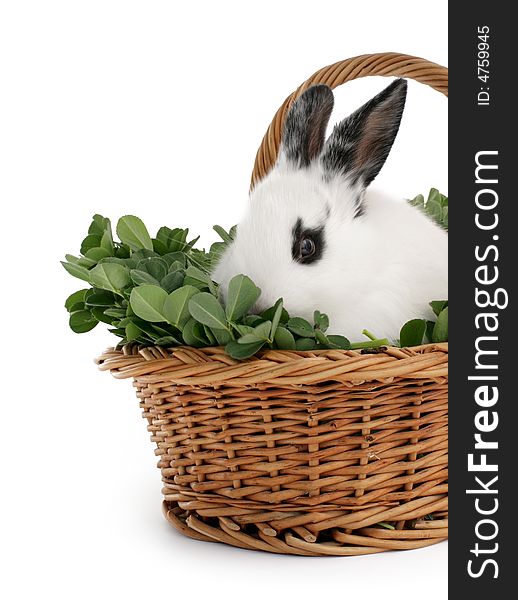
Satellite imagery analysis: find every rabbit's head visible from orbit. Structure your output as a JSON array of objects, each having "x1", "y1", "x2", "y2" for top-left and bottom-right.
[{"x1": 212, "y1": 79, "x2": 446, "y2": 339}]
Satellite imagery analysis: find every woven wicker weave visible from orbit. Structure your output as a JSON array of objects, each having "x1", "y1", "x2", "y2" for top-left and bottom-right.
[{"x1": 97, "y1": 52, "x2": 448, "y2": 556}]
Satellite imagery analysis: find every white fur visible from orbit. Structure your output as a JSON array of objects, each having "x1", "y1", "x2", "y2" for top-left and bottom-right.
[{"x1": 212, "y1": 164, "x2": 447, "y2": 342}]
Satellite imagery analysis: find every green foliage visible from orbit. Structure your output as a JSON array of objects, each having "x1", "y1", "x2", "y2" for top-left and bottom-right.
[
  {"x1": 400, "y1": 319, "x2": 428, "y2": 347},
  {"x1": 398, "y1": 301, "x2": 449, "y2": 346},
  {"x1": 409, "y1": 188, "x2": 448, "y2": 230},
  {"x1": 63, "y1": 193, "x2": 448, "y2": 358}
]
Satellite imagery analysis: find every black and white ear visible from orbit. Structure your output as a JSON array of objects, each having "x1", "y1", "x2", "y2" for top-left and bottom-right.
[
  {"x1": 320, "y1": 78, "x2": 407, "y2": 187},
  {"x1": 279, "y1": 85, "x2": 334, "y2": 169}
]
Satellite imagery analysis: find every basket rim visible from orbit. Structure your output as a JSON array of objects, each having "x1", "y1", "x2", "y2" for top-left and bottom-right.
[{"x1": 96, "y1": 342, "x2": 448, "y2": 385}]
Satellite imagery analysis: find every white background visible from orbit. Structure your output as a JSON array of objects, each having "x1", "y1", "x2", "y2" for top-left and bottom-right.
[{"x1": 0, "y1": 1, "x2": 448, "y2": 598}]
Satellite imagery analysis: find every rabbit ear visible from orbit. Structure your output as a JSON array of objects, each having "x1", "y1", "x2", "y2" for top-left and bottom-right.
[
  {"x1": 320, "y1": 78, "x2": 407, "y2": 187},
  {"x1": 279, "y1": 85, "x2": 334, "y2": 168}
]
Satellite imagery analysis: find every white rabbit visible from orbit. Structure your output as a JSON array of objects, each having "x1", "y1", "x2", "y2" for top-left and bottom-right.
[{"x1": 212, "y1": 79, "x2": 447, "y2": 342}]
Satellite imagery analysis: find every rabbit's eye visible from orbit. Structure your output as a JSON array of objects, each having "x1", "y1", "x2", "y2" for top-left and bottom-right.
[
  {"x1": 300, "y1": 237, "x2": 316, "y2": 257},
  {"x1": 292, "y1": 218, "x2": 325, "y2": 265}
]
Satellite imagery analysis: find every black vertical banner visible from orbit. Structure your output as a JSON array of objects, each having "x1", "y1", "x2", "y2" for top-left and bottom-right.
[{"x1": 449, "y1": 2, "x2": 516, "y2": 595}]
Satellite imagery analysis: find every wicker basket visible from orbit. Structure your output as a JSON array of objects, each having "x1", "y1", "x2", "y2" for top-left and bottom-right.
[{"x1": 96, "y1": 52, "x2": 448, "y2": 556}]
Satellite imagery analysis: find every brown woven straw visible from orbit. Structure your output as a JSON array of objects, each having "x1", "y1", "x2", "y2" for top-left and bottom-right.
[{"x1": 97, "y1": 52, "x2": 448, "y2": 556}]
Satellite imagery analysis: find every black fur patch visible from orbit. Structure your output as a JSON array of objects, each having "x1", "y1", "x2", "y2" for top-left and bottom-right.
[
  {"x1": 281, "y1": 85, "x2": 334, "y2": 168},
  {"x1": 291, "y1": 218, "x2": 325, "y2": 265},
  {"x1": 354, "y1": 201, "x2": 365, "y2": 219},
  {"x1": 354, "y1": 193, "x2": 365, "y2": 218}
]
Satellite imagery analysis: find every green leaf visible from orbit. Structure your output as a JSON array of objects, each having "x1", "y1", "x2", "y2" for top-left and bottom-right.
[
  {"x1": 225, "y1": 274, "x2": 261, "y2": 321},
  {"x1": 65, "y1": 289, "x2": 89, "y2": 312},
  {"x1": 67, "y1": 301, "x2": 86, "y2": 313},
  {"x1": 61, "y1": 261, "x2": 91, "y2": 283},
  {"x1": 408, "y1": 194, "x2": 424, "y2": 208},
  {"x1": 432, "y1": 307, "x2": 448, "y2": 342},
  {"x1": 152, "y1": 238, "x2": 169, "y2": 255},
  {"x1": 425, "y1": 320, "x2": 435, "y2": 343},
  {"x1": 287, "y1": 317, "x2": 315, "y2": 338},
  {"x1": 315, "y1": 329, "x2": 334, "y2": 348},
  {"x1": 99, "y1": 256, "x2": 138, "y2": 269},
  {"x1": 186, "y1": 235, "x2": 200, "y2": 249},
  {"x1": 116, "y1": 216, "x2": 153, "y2": 251},
  {"x1": 85, "y1": 291, "x2": 116, "y2": 307},
  {"x1": 313, "y1": 310, "x2": 329, "y2": 332},
  {"x1": 162, "y1": 252, "x2": 187, "y2": 269},
  {"x1": 154, "y1": 336, "x2": 180, "y2": 346},
  {"x1": 188, "y1": 249, "x2": 211, "y2": 270},
  {"x1": 91, "y1": 307, "x2": 115, "y2": 325},
  {"x1": 428, "y1": 188, "x2": 441, "y2": 204},
  {"x1": 377, "y1": 522, "x2": 396, "y2": 530},
  {"x1": 64, "y1": 254, "x2": 81, "y2": 265},
  {"x1": 125, "y1": 321, "x2": 143, "y2": 342},
  {"x1": 399, "y1": 319, "x2": 427, "y2": 348},
  {"x1": 327, "y1": 335, "x2": 351, "y2": 350},
  {"x1": 409, "y1": 189, "x2": 448, "y2": 231},
  {"x1": 131, "y1": 249, "x2": 158, "y2": 261},
  {"x1": 130, "y1": 269, "x2": 160, "y2": 286},
  {"x1": 100, "y1": 228, "x2": 114, "y2": 252},
  {"x1": 243, "y1": 315, "x2": 264, "y2": 327},
  {"x1": 314, "y1": 330, "x2": 351, "y2": 349},
  {"x1": 203, "y1": 325, "x2": 217, "y2": 345},
  {"x1": 269, "y1": 299, "x2": 284, "y2": 340},
  {"x1": 213, "y1": 224, "x2": 233, "y2": 243},
  {"x1": 169, "y1": 261, "x2": 185, "y2": 273},
  {"x1": 88, "y1": 214, "x2": 111, "y2": 236},
  {"x1": 66, "y1": 253, "x2": 96, "y2": 268},
  {"x1": 103, "y1": 308, "x2": 126, "y2": 318},
  {"x1": 184, "y1": 265, "x2": 215, "y2": 291},
  {"x1": 295, "y1": 338, "x2": 317, "y2": 351},
  {"x1": 163, "y1": 285, "x2": 200, "y2": 328},
  {"x1": 80, "y1": 234, "x2": 102, "y2": 255},
  {"x1": 252, "y1": 320, "x2": 272, "y2": 342},
  {"x1": 85, "y1": 247, "x2": 111, "y2": 261},
  {"x1": 233, "y1": 324, "x2": 255, "y2": 337},
  {"x1": 188, "y1": 293, "x2": 228, "y2": 329},
  {"x1": 114, "y1": 244, "x2": 131, "y2": 259},
  {"x1": 429, "y1": 300, "x2": 448, "y2": 317},
  {"x1": 182, "y1": 318, "x2": 208, "y2": 347},
  {"x1": 156, "y1": 226, "x2": 189, "y2": 252},
  {"x1": 211, "y1": 328, "x2": 231, "y2": 345},
  {"x1": 150, "y1": 323, "x2": 178, "y2": 338},
  {"x1": 131, "y1": 319, "x2": 181, "y2": 343},
  {"x1": 208, "y1": 241, "x2": 227, "y2": 261},
  {"x1": 237, "y1": 333, "x2": 263, "y2": 344},
  {"x1": 69, "y1": 310, "x2": 98, "y2": 333},
  {"x1": 89, "y1": 263, "x2": 130, "y2": 293},
  {"x1": 225, "y1": 340, "x2": 264, "y2": 360},
  {"x1": 261, "y1": 303, "x2": 289, "y2": 324},
  {"x1": 160, "y1": 271, "x2": 185, "y2": 293},
  {"x1": 129, "y1": 285, "x2": 168, "y2": 322},
  {"x1": 136, "y1": 257, "x2": 168, "y2": 281},
  {"x1": 273, "y1": 326, "x2": 296, "y2": 350},
  {"x1": 108, "y1": 327, "x2": 126, "y2": 337}
]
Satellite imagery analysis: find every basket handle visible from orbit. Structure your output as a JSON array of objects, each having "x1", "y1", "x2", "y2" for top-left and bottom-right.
[{"x1": 250, "y1": 52, "x2": 448, "y2": 188}]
